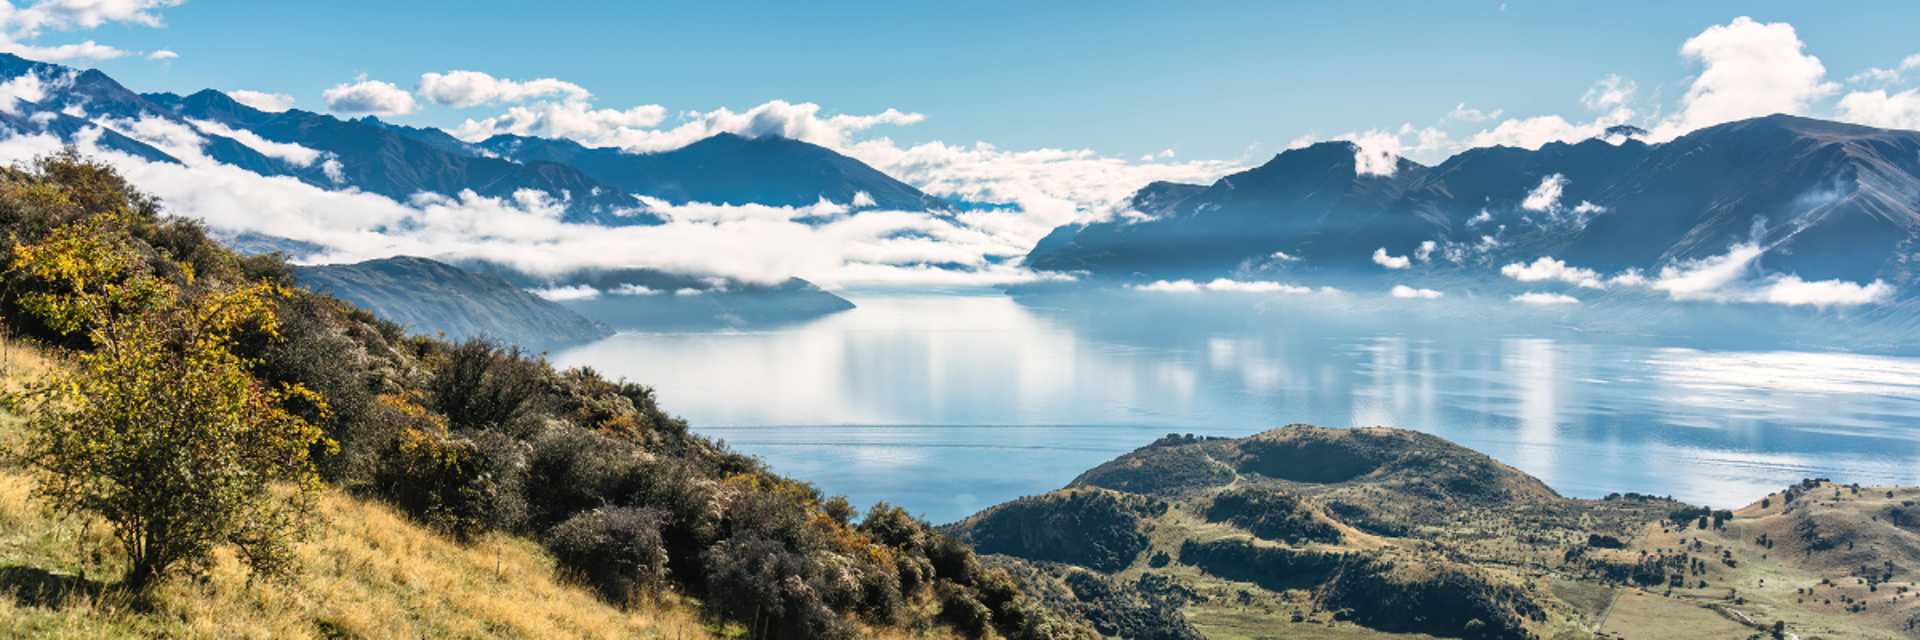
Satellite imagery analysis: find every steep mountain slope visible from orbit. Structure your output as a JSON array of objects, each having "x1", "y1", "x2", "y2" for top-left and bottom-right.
[
  {"x1": 296, "y1": 256, "x2": 612, "y2": 348},
  {"x1": 1028, "y1": 116, "x2": 1920, "y2": 299},
  {"x1": 477, "y1": 131, "x2": 955, "y2": 213},
  {"x1": 141, "y1": 90, "x2": 655, "y2": 225},
  {"x1": 1028, "y1": 142, "x2": 1429, "y2": 279}
]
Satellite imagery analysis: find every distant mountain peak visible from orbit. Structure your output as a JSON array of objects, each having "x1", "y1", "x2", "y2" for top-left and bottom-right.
[{"x1": 1600, "y1": 124, "x2": 1648, "y2": 141}]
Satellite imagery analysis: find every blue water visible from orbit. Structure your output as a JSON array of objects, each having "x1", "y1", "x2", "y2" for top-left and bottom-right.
[{"x1": 552, "y1": 290, "x2": 1920, "y2": 524}]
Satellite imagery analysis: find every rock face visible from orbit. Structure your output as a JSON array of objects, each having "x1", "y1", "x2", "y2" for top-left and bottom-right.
[{"x1": 297, "y1": 256, "x2": 612, "y2": 350}]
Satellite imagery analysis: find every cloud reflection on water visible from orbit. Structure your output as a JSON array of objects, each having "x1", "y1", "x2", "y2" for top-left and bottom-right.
[{"x1": 554, "y1": 292, "x2": 1920, "y2": 523}]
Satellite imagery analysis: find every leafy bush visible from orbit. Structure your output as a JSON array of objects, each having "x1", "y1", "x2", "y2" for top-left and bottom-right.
[
  {"x1": 369, "y1": 395, "x2": 527, "y2": 538},
  {"x1": 548, "y1": 507, "x2": 670, "y2": 605},
  {"x1": 428, "y1": 336, "x2": 551, "y2": 436},
  {"x1": 6, "y1": 211, "x2": 330, "y2": 589}
]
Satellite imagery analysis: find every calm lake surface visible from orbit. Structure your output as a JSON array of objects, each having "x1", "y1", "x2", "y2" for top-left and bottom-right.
[{"x1": 553, "y1": 290, "x2": 1920, "y2": 524}]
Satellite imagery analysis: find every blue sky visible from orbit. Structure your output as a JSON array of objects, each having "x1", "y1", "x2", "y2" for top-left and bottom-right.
[{"x1": 42, "y1": 0, "x2": 1920, "y2": 164}]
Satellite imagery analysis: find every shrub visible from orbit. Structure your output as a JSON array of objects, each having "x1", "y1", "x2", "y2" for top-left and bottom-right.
[
  {"x1": 7, "y1": 213, "x2": 330, "y2": 589},
  {"x1": 370, "y1": 403, "x2": 527, "y2": 539},
  {"x1": 428, "y1": 337, "x2": 551, "y2": 436},
  {"x1": 701, "y1": 535, "x2": 852, "y2": 640},
  {"x1": 547, "y1": 506, "x2": 670, "y2": 605}
]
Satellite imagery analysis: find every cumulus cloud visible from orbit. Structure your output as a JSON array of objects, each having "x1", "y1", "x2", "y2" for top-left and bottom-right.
[
  {"x1": 1372, "y1": 248, "x2": 1410, "y2": 269},
  {"x1": 1131, "y1": 279, "x2": 1315, "y2": 294},
  {"x1": 1500, "y1": 257, "x2": 1604, "y2": 288},
  {"x1": 1520, "y1": 174, "x2": 1566, "y2": 213},
  {"x1": 145, "y1": 48, "x2": 175, "y2": 60},
  {"x1": 227, "y1": 89, "x2": 295, "y2": 112},
  {"x1": 1835, "y1": 89, "x2": 1920, "y2": 130},
  {"x1": 416, "y1": 70, "x2": 590, "y2": 109},
  {"x1": 1390, "y1": 285, "x2": 1442, "y2": 299},
  {"x1": 1512, "y1": 292, "x2": 1580, "y2": 305},
  {"x1": 1848, "y1": 53, "x2": 1920, "y2": 86},
  {"x1": 1342, "y1": 130, "x2": 1402, "y2": 176},
  {"x1": 1645, "y1": 243, "x2": 1892, "y2": 307},
  {"x1": 324, "y1": 78, "x2": 418, "y2": 116},
  {"x1": 0, "y1": 0, "x2": 182, "y2": 61},
  {"x1": 1649, "y1": 17, "x2": 1837, "y2": 141}
]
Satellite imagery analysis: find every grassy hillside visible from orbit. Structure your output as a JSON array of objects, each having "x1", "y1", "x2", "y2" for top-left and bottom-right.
[
  {"x1": 953, "y1": 426, "x2": 1920, "y2": 640},
  {"x1": 0, "y1": 336, "x2": 720, "y2": 639}
]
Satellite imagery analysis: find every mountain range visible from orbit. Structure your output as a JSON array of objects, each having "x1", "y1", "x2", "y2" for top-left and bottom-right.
[
  {"x1": 5, "y1": 53, "x2": 1920, "y2": 346},
  {"x1": 1028, "y1": 115, "x2": 1920, "y2": 301}
]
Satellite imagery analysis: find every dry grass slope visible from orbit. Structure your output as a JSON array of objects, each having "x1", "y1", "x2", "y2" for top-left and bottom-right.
[{"x1": 0, "y1": 336, "x2": 719, "y2": 640}]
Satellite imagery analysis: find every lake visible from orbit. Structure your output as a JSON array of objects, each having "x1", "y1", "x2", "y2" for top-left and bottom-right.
[{"x1": 551, "y1": 289, "x2": 1920, "y2": 524}]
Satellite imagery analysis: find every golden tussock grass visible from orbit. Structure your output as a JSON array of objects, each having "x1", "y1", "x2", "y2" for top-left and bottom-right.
[
  {"x1": 0, "y1": 330, "x2": 721, "y2": 639},
  {"x1": 0, "y1": 470, "x2": 726, "y2": 639}
]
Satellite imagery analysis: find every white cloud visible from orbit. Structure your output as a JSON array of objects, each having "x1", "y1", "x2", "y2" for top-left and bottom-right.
[
  {"x1": 611, "y1": 283, "x2": 662, "y2": 296},
  {"x1": 0, "y1": 70, "x2": 52, "y2": 115},
  {"x1": 186, "y1": 118, "x2": 327, "y2": 167},
  {"x1": 1520, "y1": 174, "x2": 1566, "y2": 213},
  {"x1": 1414, "y1": 240, "x2": 1436, "y2": 262},
  {"x1": 1649, "y1": 17, "x2": 1837, "y2": 141},
  {"x1": 1648, "y1": 243, "x2": 1894, "y2": 307},
  {"x1": 845, "y1": 136, "x2": 1240, "y2": 230},
  {"x1": 0, "y1": 0, "x2": 184, "y2": 62},
  {"x1": 1835, "y1": 89, "x2": 1920, "y2": 130},
  {"x1": 416, "y1": 70, "x2": 590, "y2": 109},
  {"x1": 1581, "y1": 75, "x2": 1637, "y2": 110},
  {"x1": 145, "y1": 48, "x2": 175, "y2": 60},
  {"x1": 1270, "y1": 251, "x2": 1301, "y2": 262},
  {"x1": 227, "y1": 90, "x2": 295, "y2": 113},
  {"x1": 0, "y1": 126, "x2": 1084, "y2": 289},
  {"x1": 324, "y1": 78, "x2": 418, "y2": 116},
  {"x1": 1500, "y1": 256, "x2": 1604, "y2": 288},
  {"x1": 1390, "y1": 285, "x2": 1442, "y2": 299},
  {"x1": 1572, "y1": 201, "x2": 1606, "y2": 215},
  {"x1": 1372, "y1": 248, "x2": 1410, "y2": 270},
  {"x1": 1131, "y1": 279, "x2": 1314, "y2": 294},
  {"x1": 530, "y1": 284, "x2": 600, "y2": 301},
  {"x1": 1328, "y1": 125, "x2": 1447, "y2": 176},
  {"x1": 1447, "y1": 103, "x2": 1502, "y2": 122},
  {"x1": 1467, "y1": 210, "x2": 1492, "y2": 226},
  {"x1": 1847, "y1": 53, "x2": 1920, "y2": 86},
  {"x1": 1512, "y1": 292, "x2": 1580, "y2": 305},
  {"x1": 1760, "y1": 275, "x2": 1895, "y2": 307}
]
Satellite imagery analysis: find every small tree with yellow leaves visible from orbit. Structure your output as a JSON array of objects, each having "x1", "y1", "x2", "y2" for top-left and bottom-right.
[{"x1": 8, "y1": 212, "x2": 331, "y2": 590}]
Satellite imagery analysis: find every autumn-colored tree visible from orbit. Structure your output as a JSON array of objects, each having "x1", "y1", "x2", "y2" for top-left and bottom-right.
[{"x1": 7, "y1": 212, "x2": 331, "y2": 590}]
